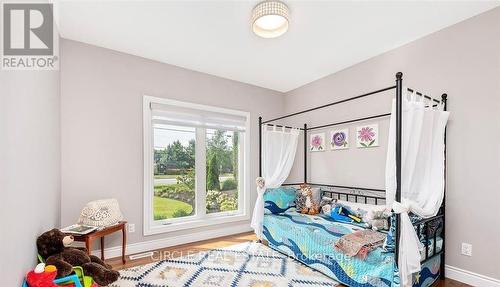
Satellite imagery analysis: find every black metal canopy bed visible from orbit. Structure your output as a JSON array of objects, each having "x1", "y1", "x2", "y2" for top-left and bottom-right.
[{"x1": 254, "y1": 73, "x2": 448, "y2": 287}]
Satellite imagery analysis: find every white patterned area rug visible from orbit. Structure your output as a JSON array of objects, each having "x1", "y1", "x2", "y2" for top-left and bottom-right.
[{"x1": 111, "y1": 241, "x2": 339, "y2": 287}]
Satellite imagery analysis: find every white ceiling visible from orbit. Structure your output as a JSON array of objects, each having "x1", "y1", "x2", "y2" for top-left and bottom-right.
[{"x1": 55, "y1": 1, "x2": 499, "y2": 92}]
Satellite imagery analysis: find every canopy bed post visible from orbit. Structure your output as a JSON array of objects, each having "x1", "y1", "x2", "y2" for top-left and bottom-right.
[
  {"x1": 440, "y1": 93, "x2": 448, "y2": 279},
  {"x1": 258, "y1": 116, "x2": 262, "y2": 177},
  {"x1": 394, "y1": 72, "x2": 403, "y2": 267},
  {"x1": 257, "y1": 116, "x2": 262, "y2": 243},
  {"x1": 304, "y1": 123, "x2": 308, "y2": 183}
]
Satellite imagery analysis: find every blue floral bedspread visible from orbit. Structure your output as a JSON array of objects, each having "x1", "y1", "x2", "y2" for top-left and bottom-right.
[{"x1": 262, "y1": 209, "x2": 441, "y2": 287}]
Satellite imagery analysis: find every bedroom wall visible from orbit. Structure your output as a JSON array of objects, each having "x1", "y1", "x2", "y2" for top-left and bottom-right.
[
  {"x1": 60, "y1": 39, "x2": 284, "y2": 250},
  {"x1": 0, "y1": 69, "x2": 61, "y2": 284},
  {"x1": 283, "y1": 7, "x2": 500, "y2": 281}
]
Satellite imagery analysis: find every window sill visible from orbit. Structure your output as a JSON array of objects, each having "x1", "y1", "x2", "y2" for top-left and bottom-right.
[{"x1": 144, "y1": 212, "x2": 250, "y2": 236}]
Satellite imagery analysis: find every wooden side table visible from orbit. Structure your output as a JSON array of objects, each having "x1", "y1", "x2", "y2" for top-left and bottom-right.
[{"x1": 68, "y1": 221, "x2": 127, "y2": 264}]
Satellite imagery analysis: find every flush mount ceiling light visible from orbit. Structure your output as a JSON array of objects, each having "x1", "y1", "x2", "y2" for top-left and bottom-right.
[{"x1": 252, "y1": 1, "x2": 289, "y2": 38}]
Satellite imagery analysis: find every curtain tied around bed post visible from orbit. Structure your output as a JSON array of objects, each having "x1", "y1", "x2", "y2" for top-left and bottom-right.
[
  {"x1": 386, "y1": 84, "x2": 450, "y2": 286},
  {"x1": 251, "y1": 124, "x2": 300, "y2": 239},
  {"x1": 251, "y1": 179, "x2": 266, "y2": 239}
]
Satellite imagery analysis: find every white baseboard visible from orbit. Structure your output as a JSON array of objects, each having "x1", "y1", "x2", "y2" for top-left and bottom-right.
[
  {"x1": 446, "y1": 265, "x2": 500, "y2": 287},
  {"x1": 91, "y1": 224, "x2": 252, "y2": 259}
]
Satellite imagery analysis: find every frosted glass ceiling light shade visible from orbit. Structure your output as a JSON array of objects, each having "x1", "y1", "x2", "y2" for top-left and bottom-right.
[{"x1": 252, "y1": 1, "x2": 289, "y2": 38}]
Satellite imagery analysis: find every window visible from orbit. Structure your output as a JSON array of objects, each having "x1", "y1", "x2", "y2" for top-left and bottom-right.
[
  {"x1": 143, "y1": 96, "x2": 250, "y2": 235},
  {"x1": 206, "y1": 129, "x2": 240, "y2": 214},
  {"x1": 153, "y1": 124, "x2": 196, "y2": 220}
]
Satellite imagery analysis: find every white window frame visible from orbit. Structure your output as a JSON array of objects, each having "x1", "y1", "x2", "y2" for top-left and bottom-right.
[{"x1": 143, "y1": 95, "x2": 251, "y2": 236}]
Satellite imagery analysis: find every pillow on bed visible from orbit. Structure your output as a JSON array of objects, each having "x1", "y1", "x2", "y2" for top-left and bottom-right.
[
  {"x1": 264, "y1": 187, "x2": 297, "y2": 214},
  {"x1": 336, "y1": 200, "x2": 387, "y2": 214}
]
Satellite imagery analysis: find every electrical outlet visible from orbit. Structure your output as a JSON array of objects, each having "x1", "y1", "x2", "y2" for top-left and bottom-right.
[
  {"x1": 461, "y1": 243, "x2": 472, "y2": 256},
  {"x1": 128, "y1": 223, "x2": 135, "y2": 233}
]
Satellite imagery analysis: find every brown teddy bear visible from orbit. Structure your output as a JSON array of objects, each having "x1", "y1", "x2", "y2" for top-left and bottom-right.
[{"x1": 37, "y1": 228, "x2": 119, "y2": 286}]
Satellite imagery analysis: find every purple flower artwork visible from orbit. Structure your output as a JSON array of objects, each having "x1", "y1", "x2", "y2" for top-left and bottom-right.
[
  {"x1": 330, "y1": 128, "x2": 349, "y2": 150},
  {"x1": 356, "y1": 124, "x2": 379, "y2": 148},
  {"x1": 310, "y1": 133, "x2": 325, "y2": 152}
]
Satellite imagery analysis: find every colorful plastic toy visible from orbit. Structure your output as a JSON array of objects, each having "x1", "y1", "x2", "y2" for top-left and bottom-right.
[
  {"x1": 37, "y1": 254, "x2": 93, "y2": 287},
  {"x1": 23, "y1": 263, "x2": 82, "y2": 287}
]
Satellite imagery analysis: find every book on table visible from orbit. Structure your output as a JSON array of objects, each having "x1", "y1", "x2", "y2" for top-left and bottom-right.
[{"x1": 61, "y1": 224, "x2": 97, "y2": 235}]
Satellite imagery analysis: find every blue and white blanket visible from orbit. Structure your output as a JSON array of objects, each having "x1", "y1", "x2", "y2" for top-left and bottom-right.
[{"x1": 262, "y1": 208, "x2": 441, "y2": 287}]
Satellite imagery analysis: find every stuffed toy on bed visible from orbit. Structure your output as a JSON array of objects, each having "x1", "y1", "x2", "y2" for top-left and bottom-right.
[
  {"x1": 296, "y1": 184, "x2": 319, "y2": 215},
  {"x1": 361, "y1": 209, "x2": 391, "y2": 231},
  {"x1": 319, "y1": 196, "x2": 335, "y2": 215}
]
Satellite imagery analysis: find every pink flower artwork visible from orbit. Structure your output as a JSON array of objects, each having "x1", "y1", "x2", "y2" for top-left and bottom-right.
[
  {"x1": 310, "y1": 133, "x2": 325, "y2": 152},
  {"x1": 356, "y1": 124, "x2": 379, "y2": 148},
  {"x1": 312, "y1": 136, "x2": 322, "y2": 147},
  {"x1": 358, "y1": 127, "x2": 375, "y2": 142}
]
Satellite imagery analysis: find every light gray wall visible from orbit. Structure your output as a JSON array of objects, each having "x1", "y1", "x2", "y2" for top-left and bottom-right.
[
  {"x1": 285, "y1": 94, "x2": 392, "y2": 189},
  {"x1": 60, "y1": 39, "x2": 285, "y2": 247},
  {"x1": 0, "y1": 70, "x2": 61, "y2": 285},
  {"x1": 283, "y1": 8, "x2": 500, "y2": 280}
]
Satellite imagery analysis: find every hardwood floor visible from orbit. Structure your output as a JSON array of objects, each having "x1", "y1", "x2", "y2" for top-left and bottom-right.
[{"x1": 107, "y1": 232, "x2": 469, "y2": 287}]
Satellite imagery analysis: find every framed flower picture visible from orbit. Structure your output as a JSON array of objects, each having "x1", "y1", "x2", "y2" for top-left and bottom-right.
[
  {"x1": 330, "y1": 129, "x2": 349, "y2": 150},
  {"x1": 356, "y1": 124, "x2": 379, "y2": 148},
  {"x1": 310, "y1": 133, "x2": 325, "y2": 152}
]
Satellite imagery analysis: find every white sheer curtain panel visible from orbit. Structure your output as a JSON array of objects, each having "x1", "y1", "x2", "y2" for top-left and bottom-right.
[
  {"x1": 386, "y1": 90, "x2": 450, "y2": 286},
  {"x1": 251, "y1": 125, "x2": 300, "y2": 239}
]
